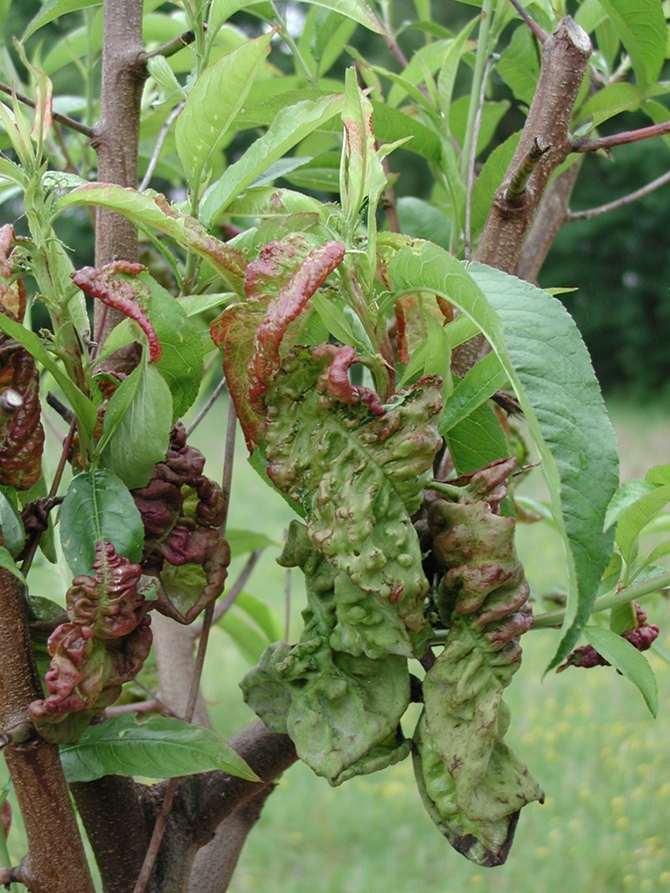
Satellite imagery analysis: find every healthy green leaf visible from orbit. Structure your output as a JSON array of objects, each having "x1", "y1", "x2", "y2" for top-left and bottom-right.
[
  {"x1": 175, "y1": 33, "x2": 273, "y2": 192},
  {"x1": 0, "y1": 491, "x2": 25, "y2": 559},
  {"x1": 135, "y1": 272, "x2": 204, "y2": 420},
  {"x1": 100, "y1": 360, "x2": 173, "y2": 489},
  {"x1": 605, "y1": 478, "x2": 657, "y2": 531},
  {"x1": 209, "y1": 0, "x2": 383, "y2": 38},
  {"x1": 615, "y1": 484, "x2": 670, "y2": 565},
  {"x1": 596, "y1": 0, "x2": 666, "y2": 85},
  {"x1": 496, "y1": 26, "x2": 539, "y2": 105},
  {"x1": 54, "y1": 186, "x2": 246, "y2": 283},
  {"x1": 582, "y1": 625, "x2": 658, "y2": 717},
  {"x1": 60, "y1": 713, "x2": 260, "y2": 782},
  {"x1": 389, "y1": 246, "x2": 619, "y2": 670},
  {"x1": 396, "y1": 197, "x2": 451, "y2": 250},
  {"x1": 235, "y1": 591, "x2": 284, "y2": 643},
  {"x1": 0, "y1": 545, "x2": 25, "y2": 587},
  {"x1": 445, "y1": 399, "x2": 508, "y2": 475},
  {"x1": 440, "y1": 353, "x2": 508, "y2": 435},
  {"x1": 436, "y1": 17, "x2": 480, "y2": 129},
  {"x1": 200, "y1": 94, "x2": 344, "y2": 227},
  {"x1": 311, "y1": 293, "x2": 375, "y2": 354},
  {"x1": 23, "y1": 0, "x2": 101, "y2": 40},
  {"x1": 60, "y1": 470, "x2": 144, "y2": 576},
  {"x1": 226, "y1": 529, "x2": 278, "y2": 557},
  {"x1": 218, "y1": 612, "x2": 270, "y2": 664}
]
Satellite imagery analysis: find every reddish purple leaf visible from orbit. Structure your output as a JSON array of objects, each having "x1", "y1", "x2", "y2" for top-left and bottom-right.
[
  {"x1": 316, "y1": 343, "x2": 384, "y2": 414},
  {"x1": 72, "y1": 261, "x2": 162, "y2": 362}
]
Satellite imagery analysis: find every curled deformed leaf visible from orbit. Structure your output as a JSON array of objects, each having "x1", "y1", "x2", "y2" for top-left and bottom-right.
[
  {"x1": 242, "y1": 521, "x2": 410, "y2": 785},
  {"x1": 414, "y1": 480, "x2": 542, "y2": 865},
  {"x1": 211, "y1": 233, "x2": 346, "y2": 449},
  {"x1": 264, "y1": 347, "x2": 442, "y2": 653},
  {"x1": 29, "y1": 541, "x2": 152, "y2": 743}
]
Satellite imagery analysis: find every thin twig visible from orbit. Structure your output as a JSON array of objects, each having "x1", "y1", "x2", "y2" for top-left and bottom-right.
[
  {"x1": 185, "y1": 376, "x2": 226, "y2": 437},
  {"x1": 507, "y1": 0, "x2": 547, "y2": 43},
  {"x1": 141, "y1": 29, "x2": 196, "y2": 61},
  {"x1": 103, "y1": 699, "x2": 161, "y2": 718},
  {"x1": 138, "y1": 101, "x2": 184, "y2": 192},
  {"x1": 567, "y1": 168, "x2": 670, "y2": 221},
  {"x1": 464, "y1": 56, "x2": 492, "y2": 261},
  {"x1": 573, "y1": 119, "x2": 670, "y2": 153},
  {"x1": 191, "y1": 548, "x2": 264, "y2": 636},
  {"x1": 0, "y1": 80, "x2": 95, "y2": 139},
  {"x1": 132, "y1": 405, "x2": 238, "y2": 893}
]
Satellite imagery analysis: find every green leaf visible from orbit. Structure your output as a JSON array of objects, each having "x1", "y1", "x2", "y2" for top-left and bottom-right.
[
  {"x1": 311, "y1": 293, "x2": 375, "y2": 353},
  {"x1": 436, "y1": 17, "x2": 480, "y2": 129},
  {"x1": 440, "y1": 353, "x2": 508, "y2": 435},
  {"x1": 396, "y1": 197, "x2": 451, "y2": 250},
  {"x1": 218, "y1": 612, "x2": 269, "y2": 664},
  {"x1": 371, "y1": 102, "x2": 440, "y2": 161},
  {"x1": 60, "y1": 470, "x2": 144, "y2": 576},
  {"x1": 235, "y1": 591, "x2": 284, "y2": 643},
  {"x1": 135, "y1": 273, "x2": 204, "y2": 420},
  {"x1": 179, "y1": 294, "x2": 236, "y2": 317},
  {"x1": 226, "y1": 529, "x2": 278, "y2": 557},
  {"x1": 200, "y1": 94, "x2": 344, "y2": 227},
  {"x1": 445, "y1": 399, "x2": 508, "y2": 475},
  {"x1": 582, "y1": 626, "x2": 658, "y2": 717},
  {"x1": 389, "y1": 246, "x2": 619, "y2": 670},
  {"x1": 596, "y1": 0, "x2": 666, "y2": 85},
  {"x1": 22, "y1": 0, "x2": 101, "y2": 40},
  {"x1": 605, "y1": 478, "x2": 657, "y2": 531},
  {"x1": 100, "y1": 360, "x2": 173, "y2": 489},
  {"x1": 209, "y1": 0, "x2": 383, "y2": 38},
  {"x1": 0, "y1": 491, "x2": 25, "y2": 559},
  {"x1": 0, "y1": 314, "x2": 97, "y2": 439},
  {"x1": 615, "y1": 484, "x2": 670, "y2": 565},
  {"x1": 264, "y1": 348, "x2": 442, "y2": 655},
  {"x1": 0, "y1": 545, "x2": 25, "y2": 587},
  {"x1": 496, "y1": 26, "x2": 539, "y2": 105},
  {"x1": 60, "y1": 713, "x2": 260, "y2": 782},
  {"x1": 175, "y1": 33, "x2": 273, "y2": 192},
  {"x1": 54, "y1": 186, "x2": 246, "y2": 283}
]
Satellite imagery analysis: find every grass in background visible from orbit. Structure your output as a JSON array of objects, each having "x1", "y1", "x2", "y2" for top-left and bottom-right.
[{"x1": 2, "y1": 399, "x2": 669, "y2": 892}]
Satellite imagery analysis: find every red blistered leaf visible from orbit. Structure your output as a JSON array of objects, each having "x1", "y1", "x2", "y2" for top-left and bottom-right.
[
  {"x1": 316, "y1": 343, "x2": 384, "y2": 414},
  {"x1": 72, "y1": 261, "x2": 162, "y2": 362},
  {"x1": 0, "y1": 333, "x2": 45, "y2": 490},
  {"x1": 248, "y1": 240, "x2": 345, "y2": 407},
  {"x1": 394, "y1": 293, "x2": 452, "y2": 366},
  {"x1": 1, "y1": 800, "x2": 11, "y2": 839},
  {"x1": 210, "y1": 303, "x2": 266, "y2": 450}
]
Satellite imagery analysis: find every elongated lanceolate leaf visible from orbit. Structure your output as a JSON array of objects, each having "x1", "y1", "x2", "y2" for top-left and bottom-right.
[
  {"x1": 100, "y1": 360, "x2": 173, "y2": 489},
  {"x1": 176, "y1": 33, "x2": 272, "y2": 192},
  {"x1": 264, "y1": 347, "x2": 442, "y2": 650},
  {"x1": 54, "y1": 186, "x2": 246, "y2": 283},
  {"x1": 22, "y1": 0, "x2": 101, "y2": 40},
  {"x1": 595, "y1": 0, "x2": 666, "y2": 85},
  {"x1": 582, "y1": 626, "x2": 658, "y2": 716},
  {"x1": 60, "y1": 469, "x2": 144, "y2": 576},
  {"x1": 209, "y1": 0, "x2": 383, "y2": 38},
  {"x1": 60, "y1": 713, "x2": 259, "y2": 782},
  {"x1": 200, "y1": 94, "x2": 344, "y2": 227},
  {"x1": 440, "y1": 354, "x2": 508, "y2": 435},
  {"x1": 389, "y1": 245, "x2": 619, "y2": 670}
]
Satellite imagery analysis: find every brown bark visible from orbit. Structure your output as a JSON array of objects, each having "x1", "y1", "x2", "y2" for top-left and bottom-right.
[
  {"x1": 515, "y1": 158, "x2": 583, "y2": 283},
  {"x1": 453, "y1": 16, "x2": 591, "y2": 377},
  {"x1": 0, "y1": 543, "x2": 95, "y2": 893},
  {"x1": 92, "y1": 0, "x2": 147, "y2": 341},
  {"x1": 475, "y1": 17, "x2": 591, "y2": 273}
]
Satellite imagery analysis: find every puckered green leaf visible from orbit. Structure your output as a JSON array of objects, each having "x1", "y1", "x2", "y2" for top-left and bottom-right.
[
  {"x1": 389, "y1": 245, "x2": 619, "y2": 671},
  {"x1": 60, "y1": 713, "x2": 259, "y2": 782},
  {"x1": 415, "y1": 496, "x2": 543, "y2": 865},
  {"x1": 242, "y1": 521, "x2": 410, "y2": 784},
  {"x1": 264, "y1": 347, "x2": 442, "y2": 650}
]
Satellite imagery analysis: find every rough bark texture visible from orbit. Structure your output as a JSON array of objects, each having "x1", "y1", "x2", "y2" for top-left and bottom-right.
[
  {"x1": 453, "y1": 16, "x2": 591, "y2": 377},
  {"x1": 0, "y1": 547, "x2": 95, "y2": 893},
  {"x1": 92, "y1": 0, "x2": 147, "y2": 341},
  {"x1": 475, "y1": 17, "x2": 591, "y2": 272},
  {"x1": 515, "y1": 158, "x2": 583, "y2": 283}
]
